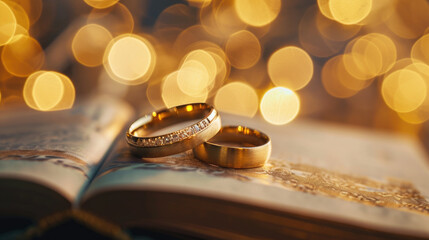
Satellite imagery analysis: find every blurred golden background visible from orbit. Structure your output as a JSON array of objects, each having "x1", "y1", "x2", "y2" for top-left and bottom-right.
[{"x1": 1, "y1": 0, "x2": 429, "y2": 147}]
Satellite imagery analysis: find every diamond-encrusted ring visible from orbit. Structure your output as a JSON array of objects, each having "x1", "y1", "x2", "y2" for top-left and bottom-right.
[
  {"x1": 126, "y1": 103, "x2": 221, "y2": 158},
  {"x1": 193, "y1": 126, "x2": 271, "y2": 168}
]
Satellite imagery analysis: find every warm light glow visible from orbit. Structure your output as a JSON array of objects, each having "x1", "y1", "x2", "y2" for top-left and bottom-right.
[
  {"x1": 186, "y1": 105, "x2": 193, "y2": 112},
  {"x1": 154, "y1": 4, "x2": 194, "y2": 33},
  {"x1": 385, "y1": 0, "x2": 429, "y2": 39},
  {"x1": 3, "y1": 0, "x2": 29, "y2": 30},
  {"x1": 200, "y1": 0, "x2": 246, "y2": 37},
  {"x1": 411, "y1": 34, "x2": 429, "y2": 66},
  {"x1": 317, "y1": 0, "x2": 334, "y2": 20},
  {"x1": 182, "y1": 42, "x2": 229, "y2": 95},
  {"x1": 173, "y1": 25, "x2": 214, "y2": 55},
  {"x1": 234, "y1": 0, "x2": 281, "y2": 27},
  {"x1": 87, "y1": 3, "x2": 134, "y2": 36},
  {"x1": 13, "y1": 0, "x2": 43, "y2": 25},
  {"x1": 365, "y1": 33, "x2": 397, "y2": 75},
  {"x1": 260, "y1": 87, "x2": 300, "y2": 125},
  {"x1": 322, "y1": 56, "x2": 356, "y2": 98},
  {"x1": 382, "y1": 69, "x2": 426, "y2": 113},
  {"x1": 316, "y1": 8, "x2": 361, "y2": 42},
  {"x1": 8, "y1": 24, "x2": 28, "y2": 43},
  {"x1": 1, "y1": 35, "x2": 44, "y2": 77},
  {"x1": 24, "y1": 71, "x2": 75, "y2": 111},
  {"x1": 2, "y1": 0, "x2": 428, "y2": 131},
  {"x1": 329, "y1": 0, "x2": 372, "y2": 25},
  {"x1": 322, "y1": 55, "x2": 372, "y2": 98},
  {"x1": 146, "y1": 78, "x2": 164, "y2": 109},
  {"x1": 187, "y1": 0, "x2": 211, "y2": 8},
  {"x1": 343, "y1": 38, "x2": 382, "y2": 80},
  {"x1": 97, "y1": 69, "x2": 129, "y2": 98},
  {"x1": 177, "y1": 60, "x2": 210, "y2": 97},
  {"x1": 205, "y1": 49, "x2": 228, "y2": 94},
  {"x1": 0, "y1": 1, "x2": 17, "y2": 46},
  {"x1": 72, "y1": 24, "x2": 113, "y2": 67},
  {"x1": 225, "y1": 30, "x2": 261, "y2": 69},
  {"x1": 343, "y1": 33, "x2": 396, "y2": 80},
  {"x1": 33, "y1": 72, "x2": 64, "y2": 110},
  {"x1": 337, "y1": 55, "x2": 372, "y2": 91},
  {"x1": 214, "y1": 82, "x2": 258, "y2": 117},
  {"x1": 299, "y1": 5, "x2": 343, "y2": 58},
  {"x1": 84, "y1": 0, "x2": 119, "y2": 9},
  {"x1": 104, "y1": 34, "x2": 156, "y2": 85},
  {"x1": 397, "y1": 63, "x2": 429, "y2": 124},
  {"x1": 162, "y1": 71, "x2": 207, "y2": 108},
  {"x1": 180, "y1": 49, "x2": 217, "y2": 86},
  {"x1": 268, "y1": 46, "x2": 313, "y2": 90}
]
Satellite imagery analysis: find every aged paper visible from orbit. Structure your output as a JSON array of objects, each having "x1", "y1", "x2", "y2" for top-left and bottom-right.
[
  {"x1": 0, "y1": 96, "x2": 133, "y2": 201},
  {"x1": 85, "y1": 114, "x2": 429, "y2": 237}
]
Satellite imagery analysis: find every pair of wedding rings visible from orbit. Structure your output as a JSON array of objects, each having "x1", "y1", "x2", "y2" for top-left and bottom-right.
[{"x1": 126, "y1": 103, "x2": 271, "y2": 168}]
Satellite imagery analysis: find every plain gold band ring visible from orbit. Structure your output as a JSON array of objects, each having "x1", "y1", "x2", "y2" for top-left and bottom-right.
[{"x1": 193, "y1": 125, "x2": 271, "y2": 168}]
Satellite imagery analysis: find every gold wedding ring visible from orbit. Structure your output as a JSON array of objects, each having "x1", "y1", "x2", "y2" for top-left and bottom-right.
[
  {"x1": 193, "y1": 126, "x2": 271, "y2": 168},
  {"x1": 126, "y1": 103, "x2": 221, "y2": 158}
]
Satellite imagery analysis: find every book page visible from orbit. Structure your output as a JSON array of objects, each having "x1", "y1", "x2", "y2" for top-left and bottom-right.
[
  {"x1": 83, "y1": 114, "x2": 429, "y2": 237},
  {"x1": 0, "y1": 96, "x2": 133, "y2": 203}
]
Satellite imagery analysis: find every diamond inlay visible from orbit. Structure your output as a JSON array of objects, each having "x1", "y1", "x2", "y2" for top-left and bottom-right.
[{"x1": 131, "y1": 114, "x2": 215, "y2": 148}]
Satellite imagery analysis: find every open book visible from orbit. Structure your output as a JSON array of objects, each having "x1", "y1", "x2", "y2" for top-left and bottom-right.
[{"x1": 1, "y1": 97, "x2": 429, "y2": 239}]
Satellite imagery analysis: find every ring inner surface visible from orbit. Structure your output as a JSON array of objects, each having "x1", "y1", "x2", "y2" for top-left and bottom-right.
[
  {"x1": 130, "y1": 104, "x2": 211, "y2": 137},
  {"x1": 208, "y1": 127, "x2": 268, "y2": 147}
]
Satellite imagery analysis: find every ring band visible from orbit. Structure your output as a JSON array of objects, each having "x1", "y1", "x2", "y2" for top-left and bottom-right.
[
  {"x1": 126, "y1": 103, "x2": 221, "y2": 158},
  {"x1": 193, "y1": 126, "x2": 271, "y2": 168}
]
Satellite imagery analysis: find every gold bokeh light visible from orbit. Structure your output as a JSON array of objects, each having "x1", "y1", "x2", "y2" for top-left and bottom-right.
[
  {"x1": 84, "y1": 0, "x2": 119, "y2": 9},
  {"x1": 329, "y1": 0, "x2": 372, "y2": 25},
  {"x1": 214, "y1": 82, "x2": 258, "y2": 118},
  {"x1": 187, "y1": 0, "x2": 212, "y2": 8},
  {"x1": 104, "y1": 34, "x2": 156, "y2": 85},
  {"x1": 205, "y1": 50, "x2": 228, "y2": 95},
  {"x1": 225, "y1": 30, "x2": 261, "y2": 69},
  {"x1": 0, "y1": 1, "x2": 17, "y2": 46},
  {"x1": 411, "y1": 34, "x2": 429, "y2": 66},
  {"x1": 177, "y1": 60, "x2": 210, "y2": 97},
  {"x1": 234, "y1": 0, "x2": 281, "y2": 27},
  {"x1": 343, "y1": 33, "x2": 396, "y2": 80},
  {"x1": 173, "y1": 25, "x2": 217, "y2": 56},
  {"x1": 397, "y1": 62, "x2": 429, "y2": 124},
  {"x1": 3, "y1": 0, "x2": 29, "y2": 30},
  {"x1": 13, "y1": 0, "x2": 43, "y2": 26},
  {"x1": 1, "y1": 34, "x2": 44, "y2": 77},
  {"x1": 33, "y1": 72, "x2": 64, "y2": 111},
  {"x1": 322, "y1": 55, "x2": 372, "y2": 98},
  {"x1": 177, "y1": 42, "x2": 230, "y2": 97},
  {"x1": 260, "y1": 87, "x2": 300, "y2": 125},
  {"x1": 299, "y1": 5, "x2": 343, "y2": 58},
  {"x1": 315, "y1": 8, "x2": 361, "y2": 42},
  {"x1": 268, "y1": 46, "x2": 313, "y2": 90},
  {"x1": 382, "y1": 69, "x2": 426, "y2": 113},
  {"x1": 2, "y1": 0, "x2": 429, "y2": 129},
  {"x1": 9, "y1": 24, "x2": 29, "y2": 42},
  {"x1": 87, "y1": 3, "x2": 134, "y2": 36},
  {"x1": 200, "y1": 0, "x2": 246, "y2": 38},
  {"x1": 317, "y1": 0, "x2": 334, "y2": 20},
  {"x1": 24, "y1": 71, "x2": 75, "y2": 111},
  {"x1": 385, "y1": 0, "x2": 429, "y2": 39},
  {"x1": 180, "y1": 49, "x2": 217, "y2": 86},
  {"x1": 162, "y1": 71, "x2": 207, "y2": 108},
  {"x1": 343, "y1": 37, "x2": 382, "y2": 80},
  {"x1": 72, "y1": 24, "x2": 113, "y2": 67}
]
